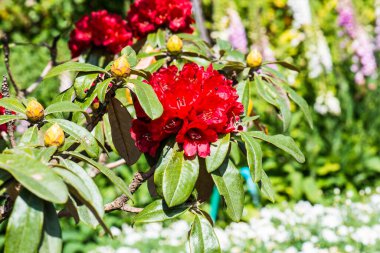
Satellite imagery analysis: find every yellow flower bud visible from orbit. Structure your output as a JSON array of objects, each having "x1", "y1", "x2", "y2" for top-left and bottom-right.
[
  {"x1": 167, "y1": 35, "x2": 183, "y2": 54},
  {"x1": 26, "y1": 100, "x2": 44, "y2": 122},
  {"x1": 111, "y1": 56, "x2": 131, "y2": 77},
  {"x1": 246, "y1": 49, "x2": 263, "y2": 68},
  {"x1": 44, "y1": 123, "x2": 65, "y2": 147}
]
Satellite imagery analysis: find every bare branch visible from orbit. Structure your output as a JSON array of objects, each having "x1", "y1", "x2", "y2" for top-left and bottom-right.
[
  {"x1": 1, "y1": 34, "x2": 22, "y2": 97},
  {"x1": 104, "y1": 166, "x2": 155, "y2": 213},
  {"x1": 191, "y1": 0, "x2": 211, "y2": 44},
  {"x1": 2, "y1": 75, "x2": 16, "y2": 148},
  {"x1": 0, "y1": 195, "x2": 13, "y2": 223}
]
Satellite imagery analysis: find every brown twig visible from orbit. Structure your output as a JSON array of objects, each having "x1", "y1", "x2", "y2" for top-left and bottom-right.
[
  {"x1": 0, "y1": 195, "x2": 13, "y2": 223},
  {"x1": 2, "y1": 75, "x2": 16, "y2": 148},
  {"x1": 104, "y1": 166, "x2": 155, "y2": 213},
  {"x1": 1, "y1": 34, "x2": 21, "y2": 97}
]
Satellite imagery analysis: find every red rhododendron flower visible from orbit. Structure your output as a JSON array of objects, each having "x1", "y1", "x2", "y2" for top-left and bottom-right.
[
  {"x1": 127, "y1": 0, "x2": 194, "y2": 38},
  {"x1": 131, "y1": 63, "x2": 244, "y2": 158},
  {"x1": 0, "y1": 93, "x2": 16, "y2": 133},
  {"x1": 69, "y1": 10, "x2": 133, "y2": 57}
]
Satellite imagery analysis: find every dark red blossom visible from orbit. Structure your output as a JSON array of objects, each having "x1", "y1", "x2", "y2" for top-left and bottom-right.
[
  {"x1": 69, "y1": 10, "x2": 133, "y2": 57},
  {"x1": 0, "y1": 93, "x2": 16, "y2": 133},
  {"x1": 127, "y1": 0, "x2": 194, "y2": 38},
  {"x1": 131, "y1": 63, "x2": 244, "y2": 158}
]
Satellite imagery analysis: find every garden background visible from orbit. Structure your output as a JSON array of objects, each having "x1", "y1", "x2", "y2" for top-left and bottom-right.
[{"x1": 1, "y1": 0, "x2": 380, "y2": 252}]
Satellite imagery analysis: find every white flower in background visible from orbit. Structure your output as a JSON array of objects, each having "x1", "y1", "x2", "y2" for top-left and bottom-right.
[
  {"x1": 287, "y1": 0, "x2": 312, "y2": 28},
  {"x1": 321, "y1": 229, "x2": 339, "y2": 243},
  {"x1": 314, "y1": 91, "x2": 341, "y2": 116},
  {"x1": 116, "y1": 247, "x2": 141, "y2": 253},
  {"x1": 306, "y1": 31, "x2": 333, "y2": 78},
  {"x1": 351, "y1": 226, "x2": 378, "y2": 245}
]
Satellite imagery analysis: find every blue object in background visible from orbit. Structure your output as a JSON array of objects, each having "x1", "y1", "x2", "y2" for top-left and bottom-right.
[{"x1": 210, "y1": 167, "x2": 260, "y2": 222}]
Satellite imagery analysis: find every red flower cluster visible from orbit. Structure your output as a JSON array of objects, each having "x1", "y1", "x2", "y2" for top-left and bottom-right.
[
  {"x1": 131, "y1": 63, "x2": 244, "y2": 158},
  {"x1": 127, "y1": 0, "x2": 194, "y2": 38},
  {"x1": 69, "y1": 10, "x2": 133, "y2": 57},
  {"x1": 0, "y1": 94, "x2": 15, "y2": 133}
]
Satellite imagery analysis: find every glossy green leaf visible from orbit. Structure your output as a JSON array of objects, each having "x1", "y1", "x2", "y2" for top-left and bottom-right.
[
  {"x1": 283, "y1": 85, "x2": 314, "y2": 129},
  {"x1": 189, "y1": 213, "x2": 221, "y2": 253},
  {"x1": 73, "y1": 73, "x2": 98, "y2": 100},
  {"x1": 154, "y1": 141, "x2": 177, "y2": 197},
  {"x1": 103, "y1": 114, "x2": 118, "y2": 153},
  {"x1": 261, "y1": 170, "x2": 275, "y2": 202},
  {"x1": 5, "y1": 189, "x2": 44, "y2": 253},
  {"x1": 36, "y1": 146, "x2": 57, "y2": 164},
  {"x1": 163, "y1": 151, "x2": 199, "y2": 207},
  {"x1": 52, "y1": 166, "x2": 109, "y2": 233},
  {"x1": 96, "y1": 78, "x2": 113, "y2": 103},
  {"x1": 38, "y1": 202, "x2": 62, "y2": 253},
  {"x1": 47, "y1": 118, "x2": 100, "y2": 158},
  {"x1": 59, "y1": 159, "x2": 104, "y2": 218},
  {"x1": 127, "y1": 79, "x2": 163, "y2": 120},
  {"x1": 0, "y1": 114, "x2": 26, "y2": 124},
  {"x1": 121, "y1": 46, "x2": 137, "y2": 67},
  {"x1": 134, "y1": 199, "x2": 190, "y2": 224},
  {"x1": 211, "y1": 160, "x2": 244, "y2": 221},
  {"x1": 0, "y1": 97, "x2": 26, "y2": 114},
  {"x1": 236, "y1": 80, "x2": 250, "y2": 115},
  {"x1": 264, "y1": 61, "x2": 300, "y2": 72},
  {"x1": 254, "y1": 76, "x2": 277, "y2": 106},
  {"x1": 107, "y1": 98, "x2": 141, "y2": 165},
  {"x1": 19, "y1": 125, "x2": 39, "y2": 146},
  {"x1": 240, "y1": 132, "x2": 262, "y2": 182},
  {"x1": 45, "y1": 61, "x2": 105, "y2": 79},
  {"x1": 272, "y1": 84, "x2": 291, "y2": 132},
  {"x1": 205, "y1": 134, "x2": 230, "y2": 173},
  {"x1": 45, "y1": 101, "x2": 83, "y2": 115},
  {"x1": 0, "y1": 154, "x2": 68, "y2": 203},
  {"x1": 64, "y1": 151, "x2": 133, "y2": 200},
  {"x1": 247, "y1": 131, "x2": 305, "y2": 163},
  {"x1": 145, "y1": 58, "x2": 167, "y2": 73}
]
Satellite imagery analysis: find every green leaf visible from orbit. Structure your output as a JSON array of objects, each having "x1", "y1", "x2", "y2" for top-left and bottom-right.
[
  {"x1": 73, "y1": 73, "x2": 98, "y2": 100},
  {"x1": 134, "y1": 199, "x2": 190, "y2": 224},
  {"x1": 96, "y1": 78, "x2": 113, "y2": 103},
  {"x1": 0, "y1": 154, "x2": 68, "y2": 203},
  {"x1": 236, "y1": 80, "x2": 250, "y2": 115},
  {"x1": 163, "y1": 151, "x2": 199, "y2": 207},
  {"x1": 45, "y1": 101, "x2": 83, "y2": 115},
  {"x1": 264, "y1": 61, "x2": 300, "y2": 72},
  {"x1": 181, "y1": 56, "x2": 210, "y2": 67},
  {"x1": 0, "y1": 97, "x2": 26, "y2": 114},
  {"x1": 127, "y1": 78, "x2": 163, "y2": 120},
  {"x1": 47, "y1": 118, "x2": 100, "y2": 158},
  {"x1": 107, "y1": 98, "x2": 141, "y2": 165},
  {"x1": 45, "y1": 62, "x2": 105, "y2": 79},
  {"x1": 145, "y1": 58, "x2": 166, "y2": 73},
  {"x1": 240, "y1": 132, "x2": 262, "y2": 182},
  {"x1": 64, "y1": 151, "x2": 133, "y2": 200},
  {"x1": 189, "y1": 213, "x2": 221, "y2": 253},
  {"x1": 154, "y1": 141, "x2": 177, "y2": 197},
  {"x1": 0, "y1": 114, "x2": 26, "y2": 124},
  {"x1": 36, "y1": 146, "x2": 57, "y2": 164},
  {"x1": 283, "y1": 85, "x2": 314, "y2": 129},
  {"x1": 38, "y1": 202, "x2": 62, "y2": 253},
  {"x1": 260, "y1": 170, "x2": 275, "y2": 202},
  {"x1": 59, "y1": 159, "x2": 103, "y2": 219},
  {"x1": 19, "y1": 125, "x2": 39, "y2": 146},
  {"x1": 205, "y1": 134, "x2": 230, "y2": 173},
  {"x1": 121, "y1": 46, "x2": 137, "y2": 67},
  {"x1": 211, "y1": 160, "x2": 244, "y2": 221},
  {"x1": 272, "y1": 84, "x2": 291, "y2": 132},
  {"x1": 5, "y1": 189, "x2": 44, "y2": 253},
  {"x1": 247, "y1": 131, "x2": 305, "y2": 163},
  {"x1": 254, "y1": 76, "x2": 277, "y2": 106}
]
